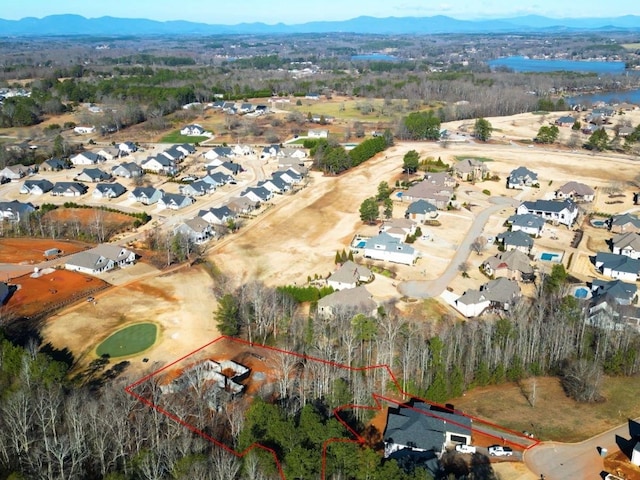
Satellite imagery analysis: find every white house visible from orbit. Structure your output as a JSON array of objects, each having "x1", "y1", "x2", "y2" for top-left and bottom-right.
[
  {"x1": 92, "y1": 183, "x2": 126, "y2": 199},
  {"x1": 141, "y1": 156, "x2": 176, "y2": 175},
  {"x1": 20, "y1": 179, "x2": 53, "y2": 195},
  {"x1": 73, "y1": 126, "x2": 96, "y2": 135},
  {"x1": 507, "y1": 213, "x2": 546, "y2": 237},
  {"x1": 612, "y1": 232, "x2": 640, "y2": 259},
  {"x1": 327, "y1": 261, "x2": 373, "y2": 290},
  {"x1": 454, "y1": 277, "x2": 521, "y2": 318},
  {"x1": 380, "y1": 218, "x2": 417, "y2": 241},
  {"x1": 175, "y1": 217, "x2": 214, "y2": 244},
  {"x1": 71, "y1": 152, "x2": 103, "y2": 166},
  {"x1": 595, "y1": 252, "x2": 640, "y2": 282},
  {"x1": 507, "y1": 166, "x2": 538, "y2": 189},
  {"x1": 317, "y1": 286, "x2": 377, "y2": 318},
  {"x1": 516, "y1": 199, "x2": 578, "y2": 227},
  {"x1": 180, "y1": 124, "x2": 211, "y2": 136},
  {"x1": 64, "y1": 244, "x2": 136, "y2": 275},
  {"x1": 308, "y1": 129, "x2": 328, "y2": 139},
  {"x1": 361, "y1": 232, "x2": 417, "y2": 265},
  {"x1": 158, "y1": 193, "x2": 195, "y2": 210}
]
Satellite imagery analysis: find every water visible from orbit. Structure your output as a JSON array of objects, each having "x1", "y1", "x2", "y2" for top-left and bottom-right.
[
  {"x1": 351, "y1": 53, "x2": 399, "y2": 62},
  {"x1": 488, "y1": 56, "x2": 626, "y2": 74},
  {"x1": 540, "y1": 252, "x2": 560, "y2": 261},
  {"x1": 574, "y1": 287, "x2": 589, "y2": 299},
  {"x1": 568, "y1": 88, "x2": 640, "y2": 106}
]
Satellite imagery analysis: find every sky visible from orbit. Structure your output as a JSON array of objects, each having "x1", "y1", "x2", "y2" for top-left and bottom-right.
[{"x1": 3, "y1": 0, "x2": 640, "y2": 24}]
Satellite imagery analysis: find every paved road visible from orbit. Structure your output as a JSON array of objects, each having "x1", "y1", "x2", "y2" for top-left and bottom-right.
[
  {"x1": 398, "y1": 196, "x2": 519, "y2": 298},
  {"x1": 524, "y1": 417, "x2": 640, "y2": 480}
]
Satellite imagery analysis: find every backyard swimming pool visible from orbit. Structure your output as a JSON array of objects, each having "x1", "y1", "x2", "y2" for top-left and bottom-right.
[
  {"x1": 590, "y1": 219, "x2": 607, "y2": 228},
  {"x1": 574, "y1": 287, "x2": 589, "y2": 299},
  {"x1": 356, "y1": 241, "x2": 367, "y2": 248},
  {"x1": 540, "y1": 252, "x2": 561, "y2": 262}
]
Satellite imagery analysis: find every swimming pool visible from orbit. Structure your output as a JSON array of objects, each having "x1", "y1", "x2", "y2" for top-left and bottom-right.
[
  {"x1": 540, "y1": 252, "x2": 561, "y2": 261},
  {"x1": 590, "y1": 219, "x2": 607, "y2": 228},
  {"x1": 356, "y1": 241, "x2": 367, "y2": 248},
  {"x1": 574, "y1": 287, "x2": 589, "y2": 299}
]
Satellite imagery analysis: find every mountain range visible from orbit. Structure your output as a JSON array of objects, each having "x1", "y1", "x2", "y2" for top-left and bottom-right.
[{"x1": 1, "y1": 14, "x2": 640, "y2": 36}]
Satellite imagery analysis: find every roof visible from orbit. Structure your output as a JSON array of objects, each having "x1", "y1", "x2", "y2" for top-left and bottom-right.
[
  {"x1": 508, "y1": 213, "x2": 545, "y2": 229},
  {"x1": 591, "y1": 279, "x2": 637, "y2": 303},
  {"x1": 132, "y1": 186, "x2": 160, "y2": 198},
  {"x1": 66, "y1": 251, "x2": 112, "y2": 271},
  {"x1": 596, "y1": 252, "x2": 640, "y2": 275},
  {"x1": 365, "y1": 232, "x2": 415, "y2": 255},
  {"x1": 52, "y1": 182, "x2": 88, "y2": 194},
  {"x1": 78, "y1": 167, "x2": 110, "y2": 180},
  {"x1": 382, "y1": 218, "x2": 416, "y2": 230},
  {"x1": 182, "y1": 217, "x2": 211, "y2": 234},
  {"x1": 611, "y1": 213, "x2": 640, "y2": 229},
  {"x1": 557, "y1": 181, "x2": 594, "y2": 197},
  {"x1": 509, "y1": 166, "x2": 538, "y2": 180},
  {"x1": 328, "y1": 261, "x2": 372, "y2": 286},
  {"x1": 0, "y1": 200, "x2": 35, "y2": 216},
  {"x1": 520, "y1": 199, "x2": 577, "y2": 214},
  {"x1": 95, "y1": 182, "x2": 126, "y2": 196},
  {"x1": 406, "y1": 199, "x2": 438, "y2": 215},
  {"x1": 454, "y1": 158, "x2": 486, "y2": 173},
  {"x1": 496, "y1": 230, "x2": 534, "y2": 248},
  {"x1": 613, "y1": 232, "x2": 640, "y2": 252},
  {"x1": 457, "y1": 277, "x2": 520, "y2": 306},
  {"x1": 317, "y1": 285, "x2": 376, "y2": 313},
  {"x1": 92, "y1": 244, "x2": 134, "y2": 263},
  {"x1": 23, "y1": 178, "x2": 53, "y2": 191},
  {"x1": 383, "y1": 399, "x2": 472, "y2": 452},
  {"x1": 483, "y1": 249, "x2": 533, "y2": 274}
]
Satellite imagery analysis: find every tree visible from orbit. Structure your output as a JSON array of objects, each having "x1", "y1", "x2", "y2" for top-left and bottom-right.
[
  {"x1": 401, "y1": 111, "x2": 441, "y2": 140},
  {"x1": 470, "y1": 236, "x2": 487, "y2": 255},
  {"x1": 474, "y1": 118, "x2": 493, "y2": 142},
  {"x1": 376, "y1": 181, "x2": 391, "y2": 201},
  {"x1": 214, "y1": 294, "x2": 241, "y2": 336},
  {"x1": 359, "y1": 198, "x2": 379, "y2": 224},
  {"x1": 402, "y1": 150, "x2": 420, "y2": 174},
  {"x1": 535, "y1": 125, "x2": 559, "y2": 144},
  {"x1": 571, "y1": 120, "x2": 582, "y2": 131},
  {"x1": 587, "y1": 128, "x2": 609, "y2": 151},
  {"x1": 383, "y1": 198, "x2": 393, "y2": 219}
]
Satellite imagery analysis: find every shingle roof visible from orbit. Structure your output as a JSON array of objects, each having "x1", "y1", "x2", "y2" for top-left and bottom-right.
[{"x1": 521, "y1": 199, "x2": 577, "y2": 214}]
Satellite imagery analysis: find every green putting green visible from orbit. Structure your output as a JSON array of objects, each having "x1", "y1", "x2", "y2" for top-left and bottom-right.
[{"x1": 96, "y1": 323, "x2": 158, "y2": 358}]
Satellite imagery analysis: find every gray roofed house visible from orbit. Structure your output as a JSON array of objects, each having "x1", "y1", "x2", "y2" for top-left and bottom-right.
[
  {"x1": 241, "y1": 186, "x2": 273, "y2": 203},
  {"x1": 273, "y1": 169, "x2": 303, "y2": 185},
  {"x1": 51, "y1": 182, "x2": 88, "y2": 197},
  {"x1": 198, "y1": 206, "x2": 235, "y2": 225},
  {"x1": 0, "y1": 200, "x2": 35, "y2": 222},
  {"x1": 405, "y1": 199, "x2": 438, "y2": 223},
  {"x1": 75, "y1": 167, "x2": 112, "y2": 183},
  {"x1": 71, "y1": 151, "x2": 103, "y2": 165},
  {"x1": 41, "y1": 158, "x2": 69, "y2": 171},
  {"x1": 181, "y1": 180, "x2": 214, "y2": 197},
  {"x1": 141, "y1": 155, "x2": 176, "y2": 175},
  {"x1": 361, "y1": 232, "x2": 417, "y2": 265},
  {"x1": 180, "y1": 124, "x2": 207, "y2": 136},
  {"x1": 175, "y1": 217, "x2": 214, "y2": 244},
  {"x1": 507, "y1": 213, "x2": 545, "y2": 237},
  {"x1": 20, "y1": 178, "x2": 54, "y2": 195},
  {"x1": 327, "y1": 261, "x2": 373, "y2": 290},
  {"x1": 610, "y1": 213, "x2": 640, "y2": 234},
  {"x1": 507, "y1": 166, "x2": 538, "y2": 189},
  {"x1": 380, "y1": 218, "x2": 417, "y2": 240},
  {"x1": 201, "y1": 171, "x2": 232, "y2": 187},
  {"x1": 0, "y1": 164, "x2": 31, "y2": 181},
  {"x1": 118, "y1": 141, "x2": 138, "y2": 155},
  {"x1": 159, "y1": 192, "x2": 195, "y2": 210},
  {"x1": 112, "y1": 162, "x2": 143, "y2": 178},
  {"x1": 612, "y1": 232, "x2": 640, "y2": 259},
  {"x1": 595, "y1": 252, "x2": 640, "y2": 282},
  {"x1": 453, "y1": 158, "x2": 489, "y2": 181},
  {"x1": 482, "y1": 249, "x2": 534, "y2": 282},
  {"x1": 257, "y1": 177, "x2": 290, "y2": 195},
  {"x1": 317, "y1": 285, "x2": 376, "y2": 317},
  {"x1": 516, "y1": 199, "x2": 578, "y2": 227},
  {"x1": 177, "y1": 143, "x2": 197, "y2": 155},
  {"x1": 64, "y1": 244, "x2": 135, "y2": 275},
  {"x1": 555, "y1": 181, "x2": 595, "y2": 202},
  {"x1": 225, "y1": 196, "x2": 258, "y2": 214},
  {"x1": 455, "y1": 277, "x2": 521, "y2": 318},
  {"x1": 403, "y1": 179, "x2": 454, "y2": 210},
  {"x1": 383, "y1": 399, "x2": 473, "y2": 458},
  {"x1": 129, "y1": 186, "x2": 163, "y2": 205},
  {"x1": 496, "y1": 230, "x2": 534, "y2": 253},
  {"x1": 586, "y1": 296, "x2": 640, "y2": 333},
  {"x1": 220, "y1": 161, "x2": 243, "y2": 176},
  {"x1": 591, "y1": 279, "x2": 637, "y2": 306},
  {"x1": 92, "y1": 182, "x2": 127, "y2": 199},
  {"x1": 555, "y1": 116, "x2": 576, "y2": 126},
  {"x1": 162, "y1": 146, "x2": 186, "y2": 163}
]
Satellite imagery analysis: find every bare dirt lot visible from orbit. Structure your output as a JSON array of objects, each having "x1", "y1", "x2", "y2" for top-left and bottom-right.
[
  {"x1": 41, "y1": 264, "x2": 220, "y2": 373},
  {"x1": 8, "y1": 268, "x2": 109, "y2": 318},
  {"x1": 0, "y1": 237, "x2": 90, "y2": 264},
  {"x1": 44, "y1": 207, "x2": 138, "y2": 238}
]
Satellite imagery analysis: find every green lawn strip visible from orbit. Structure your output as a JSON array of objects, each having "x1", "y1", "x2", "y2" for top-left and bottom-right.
[
  {"x1": 96, "y1": 322, "x2": 158, "y2": 358},
  {"x1": 160, "y1": 131, "x2": 209, "y2": 143}
]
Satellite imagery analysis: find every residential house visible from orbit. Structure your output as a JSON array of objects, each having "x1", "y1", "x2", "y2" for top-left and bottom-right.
[
  {"x1": 281, "y1": 147, "x2": 307, "y2": 159},
  {"x1": 158, "y1": 192, "x2": 194, "y2": 210},
  {"x1": 180, "y1": 124, "x2": 209, "y2": 136},
  {"x1": 51, "y1": 182, "x2": 88, "y2": 197},
  {"x1": 453, "y1": 158, "x2": 489, "y2": 181},
  {"x1": 610, "y1": 213, "x2": 640, "y2": 234},
  {"x1": 555, "y1": 181, "x2": 595, "y2": 202},
  {"x1": 198, "y1": 206, "x2": 235, "y2": 225},
  {"x1": 380, "y1": 218, "x2": 417, "y2": 241},
  {"x1": 161, "y1": 146, "x2": 186, "y2": 163},
  {"x1": 75, "y1": 167, "x2": 112, "y2": 183},
  {"x1": 272, "y1": 169, "x2": 302, "y2": 186},
  {"x1": 305, "y1": 93, "x2": 320, "y2": 100},
  {"x1": 96, "y1": 147, "x2": 120, "y2": 162},
  {"x1": 232, "y1": 144, "x2": 254, "y2": 156},
  {"x1": 241, "y1": 186, "x2": 273, "y2": 203},
  {"x1": 257, "y1": 177, "x2": 290, "y2": 194},
  {"x1": 112, "y1": 162, "x2": 143, "y2": 178},
  {"x1": 204, "y1": 146, "x2": 233, "y2": 161},
  {"x1": 317, "y1": 285, "x2": 377, "y2": 318},
  {"x1": 181, "y1": 180, "x2": 214, "y2": 197},
  {"x1": 423, "y1": 172, "x2": 457, "y2": 188},
  {"x1": 0, "y1": 200, "x2": 35, "y2": 222},
  {"x1": 92, "y1": 183, "x2": 126, "y2": 199},
  {"x1": 361, "y1": 232, "x2": 417, "y2": 265},
  {"x1": 516, "y1": 199, "x2": 578, "y2": 227},
  {"x1": 278, "y1": 156, "x2": 306, "y2": 169},
  {"x1": 202, "y1": 171, "x2": 233, "y2": 187},
  {"x1": 118, "y1": 142, "x2": 138, "y2": 155},
  {"x1": 129, "y1": 187, "x2": 163, "y2": 205},
  {"x1": 73, "y1": 126, "x2": 95, "y2": 134},
  {"x1": 405, "y1": 200, "x2": 438, "y2": 223},
  {"x1": 239, "y1": 103, "x2": 254, "y2": 114},
  {"x1": 555, "y1": 116, "x2": 576, "y2": 127},
  {"x1": 0, "y1": 164, "x2": 31, "y2": 181},
  {"x1": 65, "y1": 244, "x2": 136, "y2": 275},
  {"x1": 261, "y1": 144, "x2": 282, "y2": 159},
  {"x1": 176, "y1": 143, "x2": 197, "y2": 156},
  {"x1": 383, "y1": 399, "x2": 472, "y2": 459},
  {"x1": 595, "y1": 252, "x2": 640, "y2": 282},
  {"x1": 591, "y1": 279, "x2": 637, "y2": 306},
  {"x1": 327, "y1": 261, "x2": 373, "y2": 290},
  {"x1": 482, "y1": 249, "x2": 535, "y2": 282},
  {"x1": 496, "y1": 230, "x2": 534, "y2": 254},
  {"x1": 586, "y1": 298, "x2": 640, "y2": 332},
  {"x1": 225, "y1": 196, "x2": 258, "y2": 215},
  {"x1": 141, "y1": 156, "x2": 176, "y2": 175},
  {"x1": 20, "y1": 179, "x2": 54, "y2": 195},
  {"x1": 507, "y1": 166, "x2": 538, "y2": 189},
  {"x1": 507, "y1": 213, "x2": 546, "y2": 237},
  {"x1": 175, "y1": 217, "x2": 214, "y2": 244},
  {"x1": 612, "y1": 232, "x2": 640, "y2": 259},
  {"x1": 218, "y1": 161, "x2": 243, "y2": 176},
  {"x1": 308, "y1": 129, "x2": 328, "y2": 139},
  {"x1": 40, "y1": 158, "x2": 69, "y2": 172},
  {"x1": 618, "y1": 126, "x2": 635, "y2": 138},
  {"x1": 403, "y1": 179, "x2": 454, "y2": 210},
  {"x1": 71, "y1": 151, "x2": 104, "y2": 166},
  {"x1": 455, "y1": 277, "x2": 521, "y2": 318}
]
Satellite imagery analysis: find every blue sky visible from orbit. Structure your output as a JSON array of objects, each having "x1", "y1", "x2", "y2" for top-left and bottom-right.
[{"x1": 3, "y1": 0, "x2": 640, "y2": 24}]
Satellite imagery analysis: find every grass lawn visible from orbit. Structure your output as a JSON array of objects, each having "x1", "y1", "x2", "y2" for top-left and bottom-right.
[
  {"x1": 454, "y1": 155, "x2": 494, "y2": 163},
  {"x1": 160, "y1": 131, "x2": 209, "y2": 144},
  {"x1": 286, "y1": 138, "x2": 310, "y2": 145},
  {"x1": 452, "y1": 376, "x2": 640, "y2": 443},
  {"x1": 285, "y1": 99, "x2": 403, "y2": 122},
  {"x1": 96, "y1": 322, "x2": 158, "y2": 358}
]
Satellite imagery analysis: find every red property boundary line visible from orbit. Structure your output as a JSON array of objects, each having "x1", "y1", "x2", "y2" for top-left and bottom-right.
[{"x1": 125, "y1": 336, "x2": 540, "y2": 480}]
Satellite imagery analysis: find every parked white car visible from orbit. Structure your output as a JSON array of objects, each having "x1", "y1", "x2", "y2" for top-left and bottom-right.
[
  {"x1": 455, "y1": 444, "x2": 476, "y2": 454},
  {"x1": 488, "y1": 445, "x2": 513, "y2": 457}
]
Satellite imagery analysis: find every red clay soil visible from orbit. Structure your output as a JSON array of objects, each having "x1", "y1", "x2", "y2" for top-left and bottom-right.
[
  {"x1": 7, "y1": 269, "x2": 109, "y2": 318},
  {"x1": 0, "y1": 238, "x2": 91, "y2": 264},
  {"x1": 44, "y1": 208, "x2": 137, "y2": 235}
]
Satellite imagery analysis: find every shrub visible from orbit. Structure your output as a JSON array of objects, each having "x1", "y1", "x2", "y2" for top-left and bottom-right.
[{"x1": 482, "y1": 189, "x2": 491, "y2": 196}]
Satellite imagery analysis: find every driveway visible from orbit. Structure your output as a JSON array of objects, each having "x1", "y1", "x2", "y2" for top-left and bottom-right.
[
  {"x1": 524, "y1": 417, "x2": 640, "y2": 480},
  {"x1": 398, "y1": 196, "x2": 519, "y2": 298}
]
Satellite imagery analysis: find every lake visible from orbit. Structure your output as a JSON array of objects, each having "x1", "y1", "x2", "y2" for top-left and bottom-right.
[
  {"x1": 351, "y1": 53, "x2": 399, "y2": 62},
  {"x1": 488, "y1": 56, "x2": 626, "y2": 74},
  {"x1": 568, "y1": 88, "x2": 640, "y2": 106}
]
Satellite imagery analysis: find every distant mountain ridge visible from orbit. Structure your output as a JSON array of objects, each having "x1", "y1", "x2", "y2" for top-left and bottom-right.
[{"x1": 1, "y1": 14, "x2": 640, "y2": 36}]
